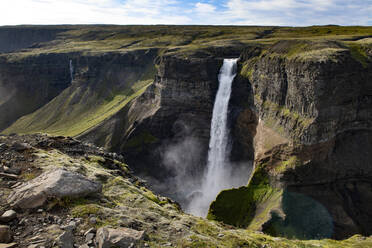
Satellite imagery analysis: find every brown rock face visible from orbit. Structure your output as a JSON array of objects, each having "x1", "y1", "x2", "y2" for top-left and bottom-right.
[
  {"x1": 80, "y1": 51, "x2": 257, "y2": 204},
  {"x1": 250, "y1": 44, "x2": 372, "y2": 238},
  {"x1": 0, "y1": 225, "x2": 12, "y2": 243}
]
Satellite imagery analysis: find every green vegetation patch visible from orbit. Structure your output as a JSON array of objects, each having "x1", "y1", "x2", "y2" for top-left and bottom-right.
[
  {"x1": 348, "y1": 43, "x2": 370, "y2": 67},
  {"x1": 263, "y1": 40, "x2": 347, "y2": 62},
  {"x1": 271, "y1": 26, "x2": 372, "y2": 39},
  {"x1": 256, "y1": 96, "x2": 314, "y2": 138},
  {"x1": 71, "y1": 203, "x2": 102, "y2": 218},
  {"x1": 141, "y1": 187, "x2": 161, "y2": 204},
  {"x1": 4, "y1": 79, "x2": 152, "y2": 137},
  {"x1": 273, "y1": 156, "x2": 301, "y2": 175},
  {"x1": 240, "y1": 57, "x2": 259, "y2": 81},
  {"x1": 208, "y1": 164, "x2": 281, "y2": 228}
]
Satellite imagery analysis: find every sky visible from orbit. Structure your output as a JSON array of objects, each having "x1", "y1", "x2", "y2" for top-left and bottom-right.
[{"x1": 0, "y1": 0, "x2": 371, "y2": 26}]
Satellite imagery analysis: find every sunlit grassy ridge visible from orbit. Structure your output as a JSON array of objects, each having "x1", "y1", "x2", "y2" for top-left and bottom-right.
[
  {"x1": 3, "y1": 79, "x2": 152, "y2": 137},
  {"x1": 3, "y1": 25, "x2": 371, "y2": 58}
]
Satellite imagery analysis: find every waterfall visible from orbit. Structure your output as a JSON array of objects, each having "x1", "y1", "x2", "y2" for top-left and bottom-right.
[
  {"x1": 187, "y1": 58, "x2": 238, "y2": 217},
  {"x1": 69, "y1": 60, "x2": 74, "y2": 82}
]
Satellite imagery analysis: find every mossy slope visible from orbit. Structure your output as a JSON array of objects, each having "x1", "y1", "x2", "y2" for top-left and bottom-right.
[
  {"x1": 208, "y1": 163, "x2": 282, "y2": 230},
  {"x1": 3, "y1": 51, "x2": 157, "y2": 137},
  {"x1": 2, "y1": 134, "x2": 372, "y2": 247}
]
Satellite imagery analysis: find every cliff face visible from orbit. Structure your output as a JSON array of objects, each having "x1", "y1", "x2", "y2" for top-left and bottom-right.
[
  {"x1": 1, "y1": 26, "x2": 372, "y2": 242},
  {"x1": 0, "y1": 53, "x2": 71, "y2": 131},
  {"x1": 80, "y1": 49, "x2": 256, "y2": 203},
  {"x1": 249, "y1": 41, "x2": 371, "y2": 145},
  {"x1": 3, "y1": 49, "x2": 158, "y2": 137},
  {"x1": 208, "y1": 40, "x2": 372, "y2": 240}
]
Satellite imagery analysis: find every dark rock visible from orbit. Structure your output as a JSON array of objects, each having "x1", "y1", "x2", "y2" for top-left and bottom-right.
[
  {"x1": 0, "y1": 143, "x2": 8, "y2": 152},
  {"x1": 0, "y1": 210, "x2": 17, "y2": 223},
  {"x1": 57, "y1": 231, "x2": 74, "y2": 248},
  {"x1": 0, "y1": 225, "x2": 12, "y2": 243},
  {"x1": 11, "y1": 142, "x2": 32, "y2": 152},
  {"x1": 3, "y1": 167, "x2": 21, "y2": 175}
]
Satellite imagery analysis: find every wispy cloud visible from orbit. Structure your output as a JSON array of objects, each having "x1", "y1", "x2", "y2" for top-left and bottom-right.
[{"x1": 0, "y1": 0, "x2": 371, "y2": 26}]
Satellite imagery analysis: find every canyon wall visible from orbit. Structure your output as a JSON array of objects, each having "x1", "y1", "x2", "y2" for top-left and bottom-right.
[
  {"x1": 0, "y1": 53, "x2": 72, "y2": 131},
  {"x1": 1, "y1": 26, "x2": 372, "y2": 240},
  {"x1": 209, "y1": 40, "x2": 372, "y2": 240}
]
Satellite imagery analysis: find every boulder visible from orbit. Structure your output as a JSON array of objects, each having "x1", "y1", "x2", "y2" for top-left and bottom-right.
[
  {"x1": 56, "y1": 230, "x2": 74, "y2": 248},
  {"x1": 0, "y1": 225, "x2": 12, "y2": 243},
  {"x1": 0, "y1": 210, "x2": 17, "y2": 223},
  {"x1": 96, "y1": 227, "x2": 145, "y2": 248},
  {"x1": 11, "y1": 142, "x2": 32, "y2": 152},
  {"x1": 0, "y1": 143, "x2": 7, "y2": 152},
  {"x1": 8, "y1": 169, "x2": 102, "y2": 209}
]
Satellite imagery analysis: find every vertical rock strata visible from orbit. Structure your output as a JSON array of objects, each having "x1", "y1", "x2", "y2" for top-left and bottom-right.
[{"x1": 208, "y1": 41, "x2": 372, "y2": 240}]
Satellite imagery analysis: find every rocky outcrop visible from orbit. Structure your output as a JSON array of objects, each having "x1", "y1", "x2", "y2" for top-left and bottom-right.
[
  {"x1": 8, "y1": 169, "x2": 102, "y2": 209},
  {"x1": 96, "y1": 227, "x2": 145, "y2": 248},
  {"x1": 2, "y1": 133, "x2": 372, "y2": 247},
  {"x1": 209, "y1": 40, "x2": 372, "y2": 240}
]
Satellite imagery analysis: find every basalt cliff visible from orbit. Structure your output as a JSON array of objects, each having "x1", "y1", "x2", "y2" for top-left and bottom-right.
[{"x1": 0, "y1": 25, "x2": 372, "y2": 247}]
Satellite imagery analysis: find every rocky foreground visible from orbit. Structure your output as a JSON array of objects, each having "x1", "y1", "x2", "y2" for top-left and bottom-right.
[{"x1": 0, "y1": 134, "x2": 371, "y2": 248}]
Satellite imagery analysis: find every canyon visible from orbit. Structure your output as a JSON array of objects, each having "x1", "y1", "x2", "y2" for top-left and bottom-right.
[{"x1": 0, "y1": 25, "x2": 371, "y2": 247}]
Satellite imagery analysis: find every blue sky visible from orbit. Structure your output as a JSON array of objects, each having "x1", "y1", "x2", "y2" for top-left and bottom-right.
[{"x1": 1, "y1": 0, "x2": 371, "y2": 26}]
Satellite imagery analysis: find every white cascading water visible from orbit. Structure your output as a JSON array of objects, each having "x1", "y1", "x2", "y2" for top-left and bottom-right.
[{"x1": 187, "y1": 58, "x2": 239, "y2": 217}]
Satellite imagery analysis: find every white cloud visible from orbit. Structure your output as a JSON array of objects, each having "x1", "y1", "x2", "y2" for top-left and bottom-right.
[
  {"x1": 0, "y1": 0, "x2": 190, "y2": 25},
  {"x1": 195, "y1": 2, "x2": 216, "y2": 13},
  {"x1": 0, "y1": 0, "x2": 370, "y2": 26}
]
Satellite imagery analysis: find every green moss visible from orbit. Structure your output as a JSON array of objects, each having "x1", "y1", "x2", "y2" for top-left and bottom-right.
[
  {"x1": 4, "y1": 79, "x2": 153, "y2": 137},
  {"x1": 240, "y1": 57, "x2": 259, "y2": 81},
  {"x1": 271, "y1": 26, "x2": 372, "y2": 39},
  {"x1": 21, "y1": 172, "x2": 37, "y2": 181},
  {"x1": 257, "y1": 96, "x2": 314, "y2": 138},
  {"x1": 142, "y1": 187, "x2": 161, "y2": 204},
  {"x1": 286, "y1": 42, "x2": 309, "y2": 58},
  {"x1": 88, "y1": 155, "x2": 106, "y2": 164},
  {"x1": 348, "y1": 44, "x2": 369, "y2": 68},
  {"x1": 273, "y1": 156, "x2": 301, "y2": 174},
  {"x1": 208, "y1": 164, "x2": 280, "y2": 228},
  {"x1": 192, "y1": 220, "x2": 220, "y2": 236},
  {"x1": 71, "y1": 203, "x2": 102, "y2": 218}
]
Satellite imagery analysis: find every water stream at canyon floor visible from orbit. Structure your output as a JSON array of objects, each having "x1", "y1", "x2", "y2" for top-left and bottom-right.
[{"x1": 187, "y1": 58, "x2": 239, "y2": 217}]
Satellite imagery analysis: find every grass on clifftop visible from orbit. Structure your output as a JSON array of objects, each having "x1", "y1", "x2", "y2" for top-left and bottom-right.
[{"x1": 2, "y1": 25, "x2": 371, "y2": 60}]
